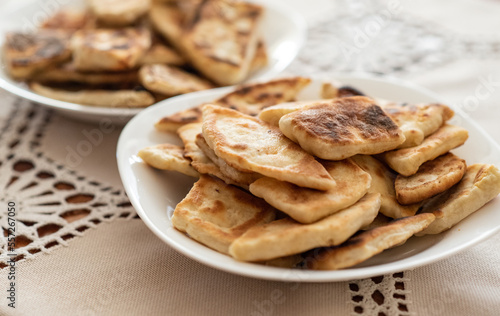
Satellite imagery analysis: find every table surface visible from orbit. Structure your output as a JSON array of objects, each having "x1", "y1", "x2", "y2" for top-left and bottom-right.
[{"x1": 1, "y1": 0, "x2": 500, "y2": 315}]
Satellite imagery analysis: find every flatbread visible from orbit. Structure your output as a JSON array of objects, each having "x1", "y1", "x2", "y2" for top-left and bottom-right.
[
  {"x1": 308, "y1": 213, "x2": 436, "y2": 270},
  {"x1": 155, "y1": 77, "x2": 311, "y2": 132},
  {"x1": 139, "y1": 42, "x2": 185, "y2": 66},
  {"x1": 88, "y1": 0, "x2": 150, "y2": 26},
  {"x1": 171, "y1": 175, "x2": 276, "y2": 254},
  {"x1": 195, "y1": 134, "x2": 261, "y2": 188},
  {"x1": 279, "y1": 96, "x2": 405, "y2": 160},
  {"x1": 139, "y1": 64, "x2": 214, "y2": 96},
  {"x1": 228, "y1": 193, "x2": 381, "y2": 262},
  {"x1": 41, "y1": 10, "x2": 94, "y2": 30},
  {"x1": 381, "y1": 102, "x2": 454, "y2": 149},
  {"x1": 149, "y1": 2, "x2": 184, "y2": 47},
  {"x1": 258, "y1": 100, "x2": 328, "y2": 127},
  {"x1": 321, "y1": 82, "x2": 366, "y2": 99},
  {"x1": 4, "y1": 30, "x2": 71, "y2": 79},
  {"x1": 395, "y1": 153, "x2": 466, "y2": 205},
  {"x1": 249, "y1": 159, "x2": 371, "y2": 224},
  {"x1": 381, "y1": 124, "x2": 469, "y2": 176},
  {"x1": 202, "y1": 104, "x2": 335, "y2": 190},
  {"x1": 180, "y1": 0, "x2": 263, "y2": 85},
  {"x1": 138, "y1": 144, "x2": 199, "y2": 177},
  {"x1": 417, "y1": 164, "x2": 500, "y2": 235},
  {"x1": 30, "y1": 82, "x2": 155, "y2": 108},
  {"x1": 71, "y1": 28, "x2": 151, "y2": 72},
  {"x1": 351, "y1": 155, "x2": 421, "y2": 219},
  {"x1": 249, "y1": 40, "x2": 268, "y2": 75}
]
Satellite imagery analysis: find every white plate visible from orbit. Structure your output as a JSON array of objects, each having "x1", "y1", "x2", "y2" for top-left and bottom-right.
[
  {"x1": 0, "y1": 0, "x2": 306, "y2": 124},
  {"x1": 117, "y1": 74, "x2": 500, "y2": 282}
]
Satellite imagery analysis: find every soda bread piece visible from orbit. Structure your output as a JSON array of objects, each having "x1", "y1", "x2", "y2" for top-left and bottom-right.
[
  {"x1": 308, "y1": 213, "x2": 436, "y2": 270},
  {"x1": 381, "y1": 124, "x2": 469, "y2": 176},
  {"x1": 279, "y1": 96, "x2": 405, "y2": 160},
  {"x1": 138, "y1": 144, "x2": 199, "y2": 177},
  {"x1": 249, "y1": 159, "x2": 371, "y2": 224},
  {"x1": 228, "y1": 193, "x2": 381, "y2": 262},
  {"x1": 395, "y1": 153, "x2": 466, "y2": 205},
  {"x1": 201, "y1": 104, "x2": 335, "y2": 190},
  {"x1": 417, "y1": 164, "x2": 500, "y2": 235},
  {"x1": 171, "y1": 175, "x2": 276, "y2": 254}
]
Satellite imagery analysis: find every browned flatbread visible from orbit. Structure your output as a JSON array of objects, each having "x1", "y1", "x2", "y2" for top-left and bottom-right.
[
  {"x1": 180, "y1": 0, "x2": 263, "y2": 85},
  {"x1": 381, "y1": 124, "x2": 469, "y2": 176},
  {"x1": 138, "y1": 144, "x2": 199, "y2": 177},
  {"x1": 321, "y1": 82, "x2": 366, "y2": 99},
  {"x1": 351, "y1": 155, "x2": 421, "y2": 219},
  {"x1": 88, "y1": 0, "x2": 150, "y2": 26},
  {"x1": 395, "y1": 153, "x2": 466, "y2": 205},
  {"x1": 228, "y1": 193, "x2": 381, "y2": 262},
  {"x1": 171, "y1": 175, "x2": 276, "y2": 254},
  {"x1": 417, "y1": 164, "x2": 500, "y2": 235},
  {"x1": 308, "y1": 213, "x2": 436, "y2": 270},
  {"x1": 4, "y1": 30, "x2": 72, "y2": 79},
  {"x1": 249, "y1": 159, "x2": 371, "y2": 224},
  {"x1": 202, "y1": 104, "x2": 335, "y2": 190},
  {"x1": 279, "y1": 96, "x2": 405, "y2": 160},
  {"x1": 155, "y1": 77, "x2": 311, "y2": 133},
  {"x1": 258, "y1": 100, "x2": 326, "y2": 127},
  {"x1": 149, "y1": 2, "x2": 184, "y2": 47},
  {"x1": 41, "y1": 10, "x2": 94, "y2": 30},
  {"x1": 249, "y1": 40, "x2": 268, "y2": 75},
  {"x1": 381, "y1": 102, "x2": 454, "y2": 148},
  {"x1": 139, "y1": 42, "x2": 185, "y2": 66}
]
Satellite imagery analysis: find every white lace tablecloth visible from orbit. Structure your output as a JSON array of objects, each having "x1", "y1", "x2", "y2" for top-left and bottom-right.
[{"x1": 1, "y1": 0, "x2": 500, "y2": 315}]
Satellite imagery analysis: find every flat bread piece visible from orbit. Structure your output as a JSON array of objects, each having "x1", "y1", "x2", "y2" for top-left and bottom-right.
[
  {"x1": 88, "y1": 0, "x2": 150, "y2": 26},
  {"x1": 41, "y1": 10, "x2": 94, "y2": 30},
  {"x1": 149, "y1": 3, "x2": 184, "y2": 47},
  {"x1": 229, "y1": 193, "x2": 381, "y2": 262},
  {"x1": 171, "y1": 175, "x2": 276, "y2": 254},
  {"x1": 202, "y1": 104, "x2": 335, "y2": 190},
  {"x1": 30, "y1": 83, "x2": 155, "y2": 108},
  {"x1": 351, "y1": 155, "x2": 421, "y2": 219},
  {"x1": 308, "y1": 213, "x2": 435, "y2": 270},
  {"x1": 195, "y1": 134, "x2": 261, "y2": 187},
  {"x1": 139, "y1": 42, "x2": 185, "y2": 66},
  {"x1": 155, "y1": 77, "x2": 311, "y2": 132},
  {"x1": 139, "y1": 64, "x2": 214, "y2": 96},
  {"x1": 249, "y1": 159, "x2": 371, "y2": 224},
  {"x1": 249, "y1": 40, "x2": 268, "y2": 75},
  {"x1": 258, "y1": 100, "x2": 325, "y2": 127},
  {"x1": 321, "y1": 82, "x2": 366, "y2": 99},
  {"x1": 4, "y1": 31, "x2": 71, "y2": 79},
  {"x1": 417, "y1": 164, "x2": 500, "y2": 235},
  {"x1": 71, "y1": 28, "x2": 151, "y2": 72},
  {"x1": 381, "y1": 103, "x2": 454, "y2": 148},
  {"x1": 279, "y1": 96, "x2": 405, "y2": 160},
  {"x1": 180, "y1": 0, "x2": 263, "y2": 85},
  {"x1": 395, "y1": 153, "x2": 466, "y2": 205},
  {"x1": 381, "y1": 124, "x2": 469, "y2": 176},
  {"x1": 138, "y1": 144, "x2": 199, "y2": 177}
]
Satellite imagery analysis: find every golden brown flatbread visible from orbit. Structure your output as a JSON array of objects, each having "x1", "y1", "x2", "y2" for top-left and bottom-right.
[
  {"x1": 149, "y1": 2, "x2": 184, "y2": 47},
  {"x1": 171, "y1": 175, "x2": 276, "y2": 254},
  {"x1": 279, "y1": 96, "x2": 405, "y2": 160},
  {"x1": 88, "y1": 0, "x2": 150, "y2": 26},
  {"x1": 138, "y1": 144, "x2": 199, "y2": 177},
  {"x1": 202, "y1": 104, "x2": 335, "y2": 190}
]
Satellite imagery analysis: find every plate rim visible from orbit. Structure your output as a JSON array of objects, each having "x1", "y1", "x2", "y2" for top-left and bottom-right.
[{"x1": 117, "y1": 73, "x2": 500, "y2": 282}]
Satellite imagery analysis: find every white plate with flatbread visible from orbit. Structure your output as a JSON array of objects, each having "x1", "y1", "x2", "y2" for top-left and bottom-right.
[
  {"x1": 0, "y1": 0, "x2": 306, "y2": 124},
  {"x1": 117, "y1": 74, "x2": 500, "y2": 282}
]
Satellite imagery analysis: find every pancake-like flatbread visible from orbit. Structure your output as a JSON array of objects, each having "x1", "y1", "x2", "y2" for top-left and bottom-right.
[
  {"x1": 149, "y1": 2, "x2": 184, "y2": 47},
  {"x1": 417, "y1": 164, "x2": 500, "y2": 235},
  {"x1": 202, "y1": 104, "x2": 335, "y2": 190},
  {"x1": 381, "y1": 124, "x2": 469, "y2": 176},
  {"x1": 258, "y1": 100, "x2": 327, "y2": 127},
  {"x1": 395, "y1": 153, "x2": 466, "y2": 205},
  {"x1": 279, "y1": 96, "x2": 405, "y2": 160},
  {"x1": 228, "y1": 193, "x2": 381, "y2": 262},
  {"x1": 249, "y1": 159, "x2": 371, "y2": 224},
  {"x1": 4, "y1": 30, "x2": 71, "y2": 79},
  {"x1": 171, "y1": 175, "x2": 276, "y2": 254},
  {"x1": 180, "y1": 0, "x2": 263, "y2": 85},
  {"x1": 351, "y1": 155, "x2": 421, "y2": 218},
  {"x1": 139, "y1": 64, "x2": 214, "y2": 96},
  {"x1": 139, "y1": 42, "x2": 185, "y2": 66},
  {"x1": 155, "y1": 77, "x2": 311, "y2": 132},
  {"x1": 71, "y1": 28, "x2": 151, "y2": 72},
  {"x1": 321, "y1": 82, "x2": 366, "y2": 99},
  {"x1": 30, "y1": 83, "x2": 155, "y2": 108},
  {"x1": 381, "y1": 103, "x2": 454, "y2": 148},
  {"x1": 308, "y1": 213, "x2": 435, "y2": 270},
  {"x1": 195, "y1": 134, "x2": 261, "y2": 187},
  {"x1": 88, "y1": 0, "x2": 150, "y2": 26},
  {"x1": 138, "y1": 144, "x2": 199, "y2": 177},
  {"x1": 41, "y1": 10, "x2": 94, "y2": 30}
]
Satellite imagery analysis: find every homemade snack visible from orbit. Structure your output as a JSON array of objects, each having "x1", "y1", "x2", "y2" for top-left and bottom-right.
[
  {"x1": 279, "y1": 96, "x2": 405, "y2": 160},
  {"x1": 88, "y1": 0, "x2": 151, "y2": 26},
  {"x1": 171, "y1": 175, "x2": 276, "y2": 254},
  {"x1": 138, "y1": 144, "x2": 199, "y2": 177},
  {"x1": 395, "y1": 153, "x2": 466, "y2": 205}
]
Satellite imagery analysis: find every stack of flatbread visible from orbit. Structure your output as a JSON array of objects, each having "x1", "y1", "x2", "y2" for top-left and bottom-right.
[
  {"x1": 138, "y1": 77, "x2": 500, "y2": 270},
  {"x1": 3, "y1": 0, "x2": 267, "y2": 108}
]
